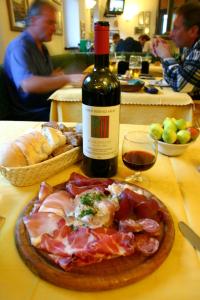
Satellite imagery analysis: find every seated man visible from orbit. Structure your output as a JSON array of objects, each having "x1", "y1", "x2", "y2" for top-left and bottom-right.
[
  {"x1": 3, "y1": 0, "x2": 83, "y2": 121},
  {"x1": 152, "y1": 2, "x2": 200, "y2": 99},
  {"x1": 123, "y1": 37, "x2": 142, "y2": 53},
  {"x1": 110, "y1": 33, "x2": 124, "y2": 53},
  {"x1": 114, "y1": 34, "x2": 125, "y2": 53},
  {"x1": 138, "y1": 34, "x2": 151, "y2": 53}
]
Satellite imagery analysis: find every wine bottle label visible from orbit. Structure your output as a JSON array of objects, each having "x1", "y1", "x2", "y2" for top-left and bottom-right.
[{"x1": 82, "y1": 104, "x2": 120, "y2": 159}]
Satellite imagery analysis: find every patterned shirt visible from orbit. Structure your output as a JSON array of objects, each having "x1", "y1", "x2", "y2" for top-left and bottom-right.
[{"x1": 162, "y1": 38, "x2": 200, "y2": 99}]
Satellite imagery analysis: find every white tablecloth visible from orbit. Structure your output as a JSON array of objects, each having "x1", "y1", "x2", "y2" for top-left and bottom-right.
[{"x1": 49, "y1": 87, "x2": 193, "y2": 124}]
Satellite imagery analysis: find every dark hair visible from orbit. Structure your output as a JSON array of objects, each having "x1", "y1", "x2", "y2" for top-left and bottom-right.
[
  {"x1": 139, "y1": 34, "x2": 150, "y2": 41},
  {"x1": 123, "y1": 37, "x2": 142, "y2": 52},
  {"x1": 113, "y1": 33, "x2": 120, "y2": 40},
  {"x1": 25, "y1": 0, "x2": 56, "y2": 26},
  {"x1": 176, "y1": 2, "x2": 200, "y2": 32}
]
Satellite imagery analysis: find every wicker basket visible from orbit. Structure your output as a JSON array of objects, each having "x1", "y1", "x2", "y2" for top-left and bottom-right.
[{"x1": 0, "y1": 147, "x2": 82, "y2": 187}]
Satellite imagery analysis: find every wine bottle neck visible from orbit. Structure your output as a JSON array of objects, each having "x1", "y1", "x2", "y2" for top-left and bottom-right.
[{"x1": 94, "y1": 54, "x2": 109, "y2": 69}]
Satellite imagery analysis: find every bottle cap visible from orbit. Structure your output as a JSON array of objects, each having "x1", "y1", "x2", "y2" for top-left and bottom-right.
[{"x1": 94, "y1": 21, "x2": 109, "y2": 55}]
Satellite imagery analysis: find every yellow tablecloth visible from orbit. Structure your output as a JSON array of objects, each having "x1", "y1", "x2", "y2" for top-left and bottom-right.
[
  {"x1": 49, "y1": 87, "x2": 193, "y2": 124},
  {"x1": 0, "y1": 121, "x2": 200, "y2": 300}
]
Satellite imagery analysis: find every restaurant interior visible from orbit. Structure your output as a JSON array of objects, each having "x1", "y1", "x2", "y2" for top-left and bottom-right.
[{"x1": 0, "y1": 1, "x2": 200, "y2": 300}]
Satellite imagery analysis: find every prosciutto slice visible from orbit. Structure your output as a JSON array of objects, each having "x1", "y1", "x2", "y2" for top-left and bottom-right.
[
  {"x1": 23, "y1": 212, "x2": 65, "y2": 246},
  {"x1": 38, "y1": 190, "x2": 74, "y2": 218},
  {"x1": 38, "y1": 182, "x2": 54, "y2": 202},
  {"x1": 65, "y1": 172, "x2": 114, "y2": 196},
  {"x1": 39, "y1": 226, "x2": 135, "y2": 270}
]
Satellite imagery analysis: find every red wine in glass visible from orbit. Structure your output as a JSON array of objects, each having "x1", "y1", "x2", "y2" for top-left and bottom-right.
[
  {"x1": 122, "y1": 150, "x2": 156, "y2": 171},
  {"x1": 122, "y1": 131, "x2": 158, "y2": 185}
]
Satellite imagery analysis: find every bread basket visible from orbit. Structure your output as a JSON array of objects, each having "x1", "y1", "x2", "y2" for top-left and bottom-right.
[{"x1": 0, "y1": 147, "x2": 82, "y2": 187}]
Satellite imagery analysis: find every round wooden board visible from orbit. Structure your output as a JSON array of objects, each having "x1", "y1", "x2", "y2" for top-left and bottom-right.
[{"x1": 15, "y1": 183, "x2": 175, "y2": 291}]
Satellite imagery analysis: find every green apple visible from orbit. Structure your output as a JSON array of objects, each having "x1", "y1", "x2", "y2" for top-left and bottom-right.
[
  {"x1": 185, "y1": 121, "x2": 192, "y2": 128},
  {"x1": 177, "y1": 130, "x2": 191, "y2": 144},
  {"x1": 175, "y1": 118, "x2": 187, "y2": 130},
  {"x1": 162, "y1": 128, "x2": 177, "y2": 144},
  {"x1": 149, "y1": 123, "x2": 163, "y2": 140},
  {"x1": 171, "y1": 117, "x2": 177, "y2": 123},
  {"x1": 163, "y1": 118, "x2": 177, "y2": 132}
]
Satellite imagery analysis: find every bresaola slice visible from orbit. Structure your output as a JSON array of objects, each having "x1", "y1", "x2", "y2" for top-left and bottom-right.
[{"x1": 115, "y1": 188, "x2": 160, "y2": 220}]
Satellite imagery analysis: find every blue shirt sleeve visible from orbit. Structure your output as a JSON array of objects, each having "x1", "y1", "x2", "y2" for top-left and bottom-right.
[{"x1": 8, "y1": 45, "x2": 34, "y2": 90}]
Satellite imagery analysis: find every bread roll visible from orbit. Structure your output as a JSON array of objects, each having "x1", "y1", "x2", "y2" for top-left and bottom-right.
[
  {"x1": 0, "y1": 126, "x2": 68, "y2": 167},
  {"x1": 41, "y1": 127, "x2": 66, "y2": 152},
  {"x1": 15, "y1": 131, "x2": 52, "y2": 165},
  {"x1": 0, "y1": 142, "x2": 27, "y2": 167}
]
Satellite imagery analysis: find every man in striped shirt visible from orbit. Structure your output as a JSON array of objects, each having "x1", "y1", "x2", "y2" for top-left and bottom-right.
[{"x1": 152, "y1": 2, "x2": 200, "y2": 99}]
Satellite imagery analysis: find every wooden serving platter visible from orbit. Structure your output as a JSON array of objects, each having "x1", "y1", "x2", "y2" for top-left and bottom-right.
[{"x1": 15, "y1": 183, "x2": 175, "y2": 291}]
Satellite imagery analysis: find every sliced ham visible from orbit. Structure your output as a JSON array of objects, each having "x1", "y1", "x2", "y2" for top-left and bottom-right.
[
  {"x1": 66, "y1": 172, "x2": 114, "y2": 196},
  {"x1": 38, "y1": 226, "x2": 135, "y2": 270},
  {"x1": 68, "y1": 172, "x2": 114, "y2": 187},
  {"x1": 38, "y1": 182, "x2": 54, "y2": 202},
  {"x1": 38, "y1": 190, "x2": 74, "y2": 218},
  {"x1": 23, "y1": 212, "x2": 65, "y2": 246},
  {"x1": 66, "y1": 182, "x2": 111, "y2": 197}
]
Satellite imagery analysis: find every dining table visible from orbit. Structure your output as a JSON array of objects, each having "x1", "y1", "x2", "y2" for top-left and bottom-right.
[
  {"x1": 49, "y1": 85, "x2": 194, "y2": 125},
  {"x1": 0, "y1": 121, "x2": 200, "y2": 300}
]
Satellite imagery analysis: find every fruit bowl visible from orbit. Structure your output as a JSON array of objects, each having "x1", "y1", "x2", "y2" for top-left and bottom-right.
[
  {"x1": 148, "y1": 117, "x2": 199, "y2": 157},
  {"x1": 157, "y1": 140, "x2": 193, "y2": 156}
]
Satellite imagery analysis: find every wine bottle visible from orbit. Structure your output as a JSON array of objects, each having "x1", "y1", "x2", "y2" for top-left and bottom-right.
[{"x1": 82, "y1": 21, "x2": 121, "y2": 178}]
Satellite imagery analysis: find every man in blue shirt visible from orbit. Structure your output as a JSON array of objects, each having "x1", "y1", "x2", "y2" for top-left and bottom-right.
[{"x1": 4, "y1": 0, "x2": 83, "y2": 120}]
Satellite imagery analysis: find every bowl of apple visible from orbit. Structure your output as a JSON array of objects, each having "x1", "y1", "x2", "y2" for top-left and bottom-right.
[{"x1": 149, "y1": 117, "x2": 199, "y2": 156}]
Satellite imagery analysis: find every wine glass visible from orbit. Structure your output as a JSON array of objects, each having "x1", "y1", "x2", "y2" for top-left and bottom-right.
[
  {"x1": 122, "y1": 130, "x2": 158, "y2": 185},
  {"x1": 129, "y1": 55, "x2": 142, "y2": 78}
]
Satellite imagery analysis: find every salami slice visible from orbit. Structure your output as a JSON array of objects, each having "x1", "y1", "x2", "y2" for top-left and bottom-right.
[{"x1": 136, "y1": 234, "x2": 159, "y2": 255}]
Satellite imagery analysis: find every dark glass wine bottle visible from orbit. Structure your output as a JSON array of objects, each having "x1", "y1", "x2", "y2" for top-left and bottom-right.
[{"x1": 82, "y1": 21, "x2": 121, "y2": 178}]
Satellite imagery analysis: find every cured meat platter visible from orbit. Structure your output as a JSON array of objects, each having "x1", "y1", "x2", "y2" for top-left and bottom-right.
[{"x1": 15, "y1": 173, "x2": 175, "y2": 291}]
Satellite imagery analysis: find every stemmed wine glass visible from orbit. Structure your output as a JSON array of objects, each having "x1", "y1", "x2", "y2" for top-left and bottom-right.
[{"x1": 122, "y1": 130, "x2": 158, "y2": 185}]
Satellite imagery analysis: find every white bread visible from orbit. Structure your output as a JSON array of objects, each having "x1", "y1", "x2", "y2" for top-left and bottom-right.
[
  {"x1": 0, "y1": 142, "x2": 27, "y2": 167},
  {"x1": 0, "y1": 127, "x2": 67, "y2": 167},
  {"x1": 41, "y1": 127, "x2": 66, "y2": 152},
  {"x1": 15, "y1": 130, "x2": 52, "y2": 165}
]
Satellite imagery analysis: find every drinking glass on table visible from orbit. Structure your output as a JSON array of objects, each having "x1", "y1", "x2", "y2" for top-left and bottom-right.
[
  {"x1": 129, "y1": 55, "x2": 142, "y2": 78},
  {"x1": 122, "y1": 131, "x2": 158, "y2": 186}
]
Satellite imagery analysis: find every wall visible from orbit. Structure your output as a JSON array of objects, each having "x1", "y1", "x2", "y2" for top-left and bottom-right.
[
  {"x1": 93, "y1": 0, "x2": 159, "y2": 40},
  {"x1": 0, "y1": 0, "x2": 65, "y2": 64},
  {"x1": 0, "y1": 0, "x2": 160, "y2": 63}
]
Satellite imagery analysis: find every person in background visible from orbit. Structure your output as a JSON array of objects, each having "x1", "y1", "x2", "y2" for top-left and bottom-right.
[
  {"x1": 139, "y1": 34, "x2": 151, "y2": 53},
  {"x1": 112, "y1": 33, "x2": 125, "y2": 53},
  {"x1": 110, "y1": 33, "x2": 120, "y2": 52},
  {"x1": 123, "y1": 37, "x2": 142, "y2": 52},
  {"x1": 3, "y1": 0, "x2": 84, "y2": 121},
  {"x1": 152, "y1": 2, "x2": 200, "y2": 99}
]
